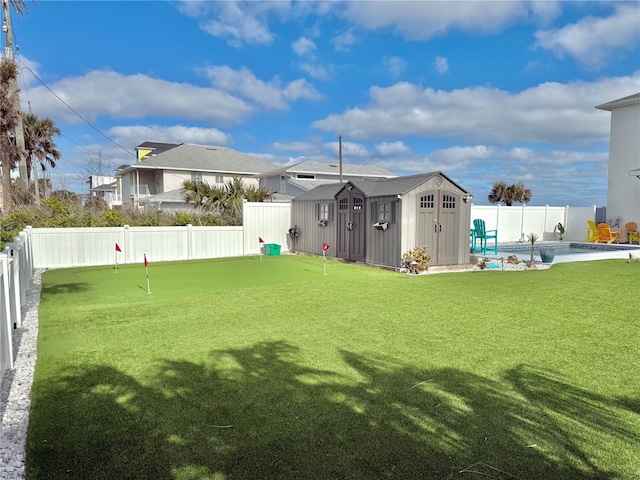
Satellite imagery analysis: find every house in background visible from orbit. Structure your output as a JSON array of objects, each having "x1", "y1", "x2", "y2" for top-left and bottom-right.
[
  {"x1": 115, "y1": 143, "x2": 277, "y2": 212},
  {"x1": 88, "y1": 175, "x2": 117, "y2": 205},
  {"x1": 258, "y1": 160, "x2": 397, "y2": 201},
  {"x1": 290, "y1": 172, "x2": 473, "y2": 268},
  {"x1": 595, "y1": 92, "x2": 640, "y2": 226}
]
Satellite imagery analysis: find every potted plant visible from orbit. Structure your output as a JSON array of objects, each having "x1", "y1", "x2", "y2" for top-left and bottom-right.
[
  {"x1": 556, "y1": 222, "x2": 565, "y2": 241},
  {"x1": 526, "y1": 232, "x2": 539, "y2": 267},
  {"x1": 539, "y1": 247, "x2": 556, "y2": 263}
]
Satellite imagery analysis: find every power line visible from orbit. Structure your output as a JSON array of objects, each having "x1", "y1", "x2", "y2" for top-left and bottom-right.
[{"x1": 19, "y1": 65, "x2": 136, "y2": 159}]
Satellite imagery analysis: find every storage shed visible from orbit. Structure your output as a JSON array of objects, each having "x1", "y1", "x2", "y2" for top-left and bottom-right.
[{"x1": 290, "y1": 172, "x2": 473, "y2": 268}]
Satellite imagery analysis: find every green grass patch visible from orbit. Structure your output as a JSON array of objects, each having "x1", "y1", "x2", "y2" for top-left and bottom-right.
[{"x1": 27, "y1": 255, "x2": 640, "y2": 479}]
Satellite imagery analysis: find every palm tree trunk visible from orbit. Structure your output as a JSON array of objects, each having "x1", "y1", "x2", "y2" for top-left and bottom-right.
[{"x1": 33, "y1": 159, "x2": 41, "y2": 206}]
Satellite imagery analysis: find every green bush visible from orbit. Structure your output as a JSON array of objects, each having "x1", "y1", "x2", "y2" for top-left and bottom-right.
[{"x1": 401, "y1": 245, "x2": 432, "y2": 274}]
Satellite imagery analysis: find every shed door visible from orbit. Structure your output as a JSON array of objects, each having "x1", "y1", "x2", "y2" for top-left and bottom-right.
[
  {"x1": 337, "y1": 192, "x2": 366, "y2": 262},
  {"x1": 416, "y1": 191, "x2": 459, "y2": 265}
]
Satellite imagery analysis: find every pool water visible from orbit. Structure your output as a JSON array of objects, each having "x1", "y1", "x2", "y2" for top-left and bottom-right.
[{"x1": 493, "y1": 242, "x2": 640, "y2": 263}]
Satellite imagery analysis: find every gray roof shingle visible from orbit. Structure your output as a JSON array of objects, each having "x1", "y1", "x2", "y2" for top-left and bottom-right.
[
  {"x1": 131, "y1": 144, "x2": 277, "y2": 174},
  {"x1": 259, "y1": 160, "x2": 396, "y2": 178}
]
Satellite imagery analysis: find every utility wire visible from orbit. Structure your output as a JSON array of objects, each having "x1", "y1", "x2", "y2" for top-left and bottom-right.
[{"x1": 19, "y1": 65, "x2": 136, "y2": 159}]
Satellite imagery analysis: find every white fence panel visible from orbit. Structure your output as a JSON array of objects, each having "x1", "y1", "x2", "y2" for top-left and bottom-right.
[
  {"x1": 191, "y1": 226, "x2": 244, "y2": 259},
  {"x1": 243, "y1": 202, "x2": 292, "y2": 254},
  {"x1": 0, "y1": 255, "x2": 13, "y2": 384},
  {"x1": 566, "y1": 206, "x2": 597, "y2": 242},
  {"x1": 470, "y1": 205, "x2": 596, "y2": 243}
]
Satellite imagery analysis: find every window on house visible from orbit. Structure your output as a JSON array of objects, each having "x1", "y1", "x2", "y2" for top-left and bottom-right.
[
  {"x1": 215, "y1": 175, "x2": 224, "y2": 184},
  {"x1": 280, "y1": 175, "x2": 287, "y2": 193},
  {"x1": 297, "y1": 174, "x2": 315, "y2": 179},
  {"x1": 191, "y1": 171, "x2": 202, "y2": 183}
]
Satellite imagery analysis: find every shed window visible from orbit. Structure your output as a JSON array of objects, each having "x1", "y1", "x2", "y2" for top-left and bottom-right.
[
  {"x1": 339, "y1": 198, "x2": 349, "y2": 210},
  {"x1": 420, "y1": 194, "x2": 434, "y2": 209},
  {"x1": 191, "y1": 171, "x2": 203, "y2": 183},
  {"x1": 317, "y1": 202, "x2": 333, "y2": 221},
  {"x1": 375, "y1": 201, "x2": 397, "y2": 222},
  {"x1": 442, "y1": 195, "x2": 456, "y2": 209}
]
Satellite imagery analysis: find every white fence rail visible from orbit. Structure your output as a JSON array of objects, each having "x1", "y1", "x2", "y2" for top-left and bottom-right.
[{"x1": 1, "y1": 202, "x2": 597, "y2": 389}]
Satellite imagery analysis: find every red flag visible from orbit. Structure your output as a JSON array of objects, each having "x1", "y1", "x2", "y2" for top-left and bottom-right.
[
  {"x1": 115, "y1": 243, "x2": 122, "y2": 252},
  {"x1": 322, "y1": 243, "x2": 330, "y2": 251},
  {"x1": 259, "y1": 237, "x2": 264, "y2": 243},
  {"x1": 144, "y1": 255, "x2": 149, "y2": 267}
]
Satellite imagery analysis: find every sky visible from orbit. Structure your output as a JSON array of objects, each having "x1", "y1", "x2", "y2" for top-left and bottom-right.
[{"x1": 4, "y1": 0, "x2": 640, "y2": 206}]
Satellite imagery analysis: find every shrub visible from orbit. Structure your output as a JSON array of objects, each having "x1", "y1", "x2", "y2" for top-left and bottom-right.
[{"x1": 401, "y1": 245, "x2": 432, "y2": 274}]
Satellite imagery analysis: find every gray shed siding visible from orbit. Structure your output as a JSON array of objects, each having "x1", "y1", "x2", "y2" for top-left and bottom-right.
[
  {"x1": 365, "y1": 195, "x2": 402, "y2": 268},
  {"x1": 289, "y1": 198, "x2": 337, "y2": 257}
]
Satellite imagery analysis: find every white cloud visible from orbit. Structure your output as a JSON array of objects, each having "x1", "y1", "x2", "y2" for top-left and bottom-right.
[
  {"x1": 109, "y1": 125, "x2": 231, "y2": 148},
  {"x1": 299, "y1": 62, "x2": 333, "y2": 81},
  {"x1": 341, "y1": 1, "x2": 537, "y2": 40},
  {"x1": 23, "y1": 70, "x2": 253, "y2": 125},
  {"x1": 323, "y1": 140, "x2": 370, "y2": 158},
  {"x1": 202, "y1": 65, "x2": 322, "y2": 109},
  {"x1": 332, "y1": 29, "x2": 358, "y2": 52},
  {"x1": 374, "y1": 141, "x2": 410, "y2": 156},
  {"x1": 178, "y1": 0, "x2": 291, "y2": 46},
  {"x1": 312, "y1": 73, "x2": 640, "y2": 145},
  {"x1": 434, "y1": 56, "x2": 449, "y2": 74},
  {"x1": 383, "y1": 56, "x2": 407, "y2": 78},
  {"x1": 535, "y1": 3, "x2": 640, "y2": 69},
  {"x1": 292, "y1": 36, "x2": 317, "y2": 57}
]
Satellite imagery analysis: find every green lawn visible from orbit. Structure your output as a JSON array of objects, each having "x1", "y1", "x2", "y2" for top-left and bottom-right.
[{"x1": 26, "y1": 255, "x2": 640, "y2": 480}]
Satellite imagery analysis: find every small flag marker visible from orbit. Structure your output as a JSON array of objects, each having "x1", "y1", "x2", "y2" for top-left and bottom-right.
[
  {"x1": 114, "y1": 243, "x2": 122, "y2": 272},
  {"x1": 322, "y1": 243, "x2": 330, "y2": 275},
  {"x1": 144, "y1": 254, "x2": 151, "y2": 294}
]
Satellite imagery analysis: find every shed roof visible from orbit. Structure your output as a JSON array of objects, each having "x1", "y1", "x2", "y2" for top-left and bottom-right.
[
  {"x1": 595, "y1": 92, "x2": 640, "y2": 111},
  {"x1": 124, "y1": 144, "x2": 276, "y2": 175},
  {"x1": 293, "y1": 171, "x2": 469, "y2": 201}
]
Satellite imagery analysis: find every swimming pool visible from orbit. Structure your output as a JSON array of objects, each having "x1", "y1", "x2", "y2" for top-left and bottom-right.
[{"x1": 493, "y1": 242, "x2": 640, "y2": 263}]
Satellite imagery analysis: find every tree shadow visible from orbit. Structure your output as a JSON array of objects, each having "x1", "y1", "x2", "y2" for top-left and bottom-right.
[
  {"x1": 40, "y1": 282, "x2": 89, "y2": 296},
  {"x1": 26, "y1": 342, "x2": 639, "y2": 479}
]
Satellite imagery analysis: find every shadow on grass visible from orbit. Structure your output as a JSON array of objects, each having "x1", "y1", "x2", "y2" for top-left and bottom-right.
[
  {"x1": 27, "y1": 342, "x2": 638, "y2": 480},
  {"x1": 40, "y1": 282, "x2": 89, "y2": 296}
]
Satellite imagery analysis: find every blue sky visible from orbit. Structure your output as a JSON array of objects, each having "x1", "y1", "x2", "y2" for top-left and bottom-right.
[{"x1": 6, "y1": 0, "x2": 640, "y2": 206}]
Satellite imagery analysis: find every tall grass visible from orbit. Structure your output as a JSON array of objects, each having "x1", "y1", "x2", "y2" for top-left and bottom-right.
[{"x1": 26, "y1": 256, "x2": 640, "y2": 479}]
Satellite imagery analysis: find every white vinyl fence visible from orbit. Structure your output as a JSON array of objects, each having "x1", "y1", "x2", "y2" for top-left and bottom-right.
[
  {"x1": 0, "y1": 202, "x2": 597, "y2": 389},
  {"x1": 470, "y1": 205, "x2": 596, "y2": 243}
]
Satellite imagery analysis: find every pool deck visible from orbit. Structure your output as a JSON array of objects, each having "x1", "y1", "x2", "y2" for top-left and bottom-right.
[{"x1": 488, "y1": 241, "x2": 640, "y2": 264}]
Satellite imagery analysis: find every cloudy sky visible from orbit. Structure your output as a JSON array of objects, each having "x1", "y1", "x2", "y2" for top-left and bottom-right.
[{"x1": 7, "y1": 0, "x2": 640, "y2": 205}]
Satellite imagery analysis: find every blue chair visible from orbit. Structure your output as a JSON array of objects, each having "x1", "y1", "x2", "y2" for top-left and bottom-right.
[{"x1": 472, "y1": 219, "x2": 498, "y2": 255}]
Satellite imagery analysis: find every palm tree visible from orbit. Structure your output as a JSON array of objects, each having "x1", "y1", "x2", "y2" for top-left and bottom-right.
[
  {"x1": 223, "y1": 177, "x2": 246, "y2": 218},
  {"x1": 488, "y1": 181, "x2": 532, "y2": 206},
  {"x1": 0, "y1": 58, "x2": 20, "y2": 214},
  {"x1": 3, "y1": 0, "x2": 31, "y2": 194},
  {"x1": 23, "y1": 112, "x2": 61, "y2": 205},
  {"x1": 182, "y1": 180, "x2": 226, "y2": 213},
  {"x1": 244, "y1": 184, "x2": 274, "y2": 203}
]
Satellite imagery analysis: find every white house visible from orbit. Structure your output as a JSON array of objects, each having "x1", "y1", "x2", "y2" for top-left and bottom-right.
[
  {"x1": 115, "y1": 143, "x2": 277, "y2": 212},
  {"x1": 258, "y1": 160, "x2": 397, "y2": 201},
  {"x1": 595, "y1": 93, "x2": 640, "y2": 226}
]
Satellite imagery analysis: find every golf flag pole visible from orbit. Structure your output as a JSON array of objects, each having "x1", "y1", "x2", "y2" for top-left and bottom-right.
[
  {"x1": 259, "y1": 236, "x2": 264, "y2": 262},
  {"x1": 144, "y1": 254, "x2": 151, "y2": 294},
  {"x1": 115, "y1": 243, "x2": 122, "y2": 272},
  {"x1": 322, "y1": 243, "x2": 330, "y2": 275}
]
